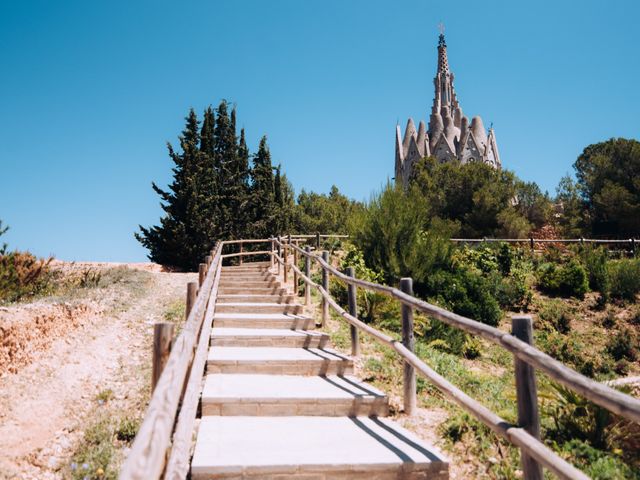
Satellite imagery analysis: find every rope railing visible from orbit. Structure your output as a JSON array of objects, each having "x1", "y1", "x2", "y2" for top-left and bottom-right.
[{"x1": 270, "y1": 235, "x2": 640, "y2": 480}]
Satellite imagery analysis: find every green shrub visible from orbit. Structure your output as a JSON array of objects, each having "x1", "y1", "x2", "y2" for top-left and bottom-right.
[
  {"x1": 606, "y1": 329, "x2": 638, "y2": 362},
  {"x1": 559, "y1": 439, "x2": 637, "y2": 480},
  {"x1": 607, "y1": 258, "x2": 640, "y2": 301},
  {"x1": 537, "y1": 299, "x2": 573, "y2": 334},
  {"x1": 0, "y1": 251, "x2": 53, "y2": 303},
  {"x1": 579, "y1": 246, "x2": 609, "y2": 292},
  {"x1": 537, "y1": 259, "x2": 589, "y2": 299},
  {"x1": 428, "y1": 268, "x2": 502, "y2": 327}
]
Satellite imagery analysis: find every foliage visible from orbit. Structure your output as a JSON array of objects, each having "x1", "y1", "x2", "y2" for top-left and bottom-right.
[
  {"x1": 136, "y1": 102, "x2": 293, "y2": 270},
  {"x1": 555, "y1": 174, "x2": 588, "y2": 237},
  {"x1": 428, "y1": 268, "x2": 502, "y2": 327},
  {"x1": 537, "y1": 299, "x2": 573, "y2": 334},
  {"x1": 607, "y1": 258, "x2": 640, "y2": 301},
  {"x1": 537, "y1": 259, "x2": 589, "y2": 299},
  {"x1": 0, "y1": 219, "x2": 8, "y2": 254},
  {"x1": 410, "y1": 156, "x2": 542, "y2": 238},
  {"x1": 0, "y1": 250, "x2": 53, "y2": 303},
  {"x1": 294, "y1": 186, "x2": 363, "y2": 235},
  {"x1": 574, "y1": 138, "x2": 640, "y2": 236},
  {"x1": 606, "y1": 328, "x2": 638, "y2": 362},
  {"x1": 578, "y1": 245, "x2": 610, "y2": 293}
]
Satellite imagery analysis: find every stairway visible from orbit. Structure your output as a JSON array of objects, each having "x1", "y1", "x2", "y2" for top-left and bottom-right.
[{"x1": 191, "y1": 261, "x2": 449, "y2": 479}]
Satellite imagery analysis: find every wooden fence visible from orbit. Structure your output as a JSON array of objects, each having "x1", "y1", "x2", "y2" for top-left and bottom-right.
[
  {"x1": 451, "y1": 237, "x2": 638, "y2": 255},
  {"x1": 271, "y1": 235, "x2": 640, "y2": 480},
  {"x1": 120, "y1": 234, "x2": 639, "y2": 480}
]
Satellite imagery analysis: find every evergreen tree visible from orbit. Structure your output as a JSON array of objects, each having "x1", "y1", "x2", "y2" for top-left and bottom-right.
[
  {"x1": 136, "y1": 109, "x2": 209, "y2": 269},
  {"x1": 249, "y1": 136, "x2": 275, "y2": 237}
]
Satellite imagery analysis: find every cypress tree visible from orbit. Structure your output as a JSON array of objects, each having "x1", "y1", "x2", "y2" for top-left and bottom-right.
[
  {"x1": 249, "y1": 136, "x2": 275, "y2": 237},
  {"x1": 136, "y1": 109, "x2": 206, "y2": 269}
]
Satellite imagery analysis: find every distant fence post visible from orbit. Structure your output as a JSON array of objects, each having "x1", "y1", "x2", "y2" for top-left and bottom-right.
[
  {"x1": 529, "y1": 237, "x2": 534, "y2": 253},
  {"x1": 631, "y1": 238, "x2": 636, "y2": 257},
  {"x1": 512, "y1": 315, "x2": 543, "y2": 480},
  {"x1": 239, "y1": 241, "x2": 243, "y2": 265},
  {"x1": 270, "y1": 239, "x2": 275, "y2": 268},
  {"x1": 400, "y1": 278, "x2": 417, "y2": 416},
  {"x1": 277, "y1": 236, "x2": 282, "y2": 276},
  {"x1": 283, "y1": 237, "x2": 289, "y2": 285},
  {"x1": 198, "y1": 263, "x2": 207, "y2": 288},
  {"x1": 186, "y1": 282, "x2": 198, "y2": 318},
  {"x1": 321, "y1": 251, "x2": 329, "y2": 327},
  {"x1": 346, "y1": 267, "x2": 360, "y2": 357},
  {"x1": 316, "y1": 232, "x2": 320, "y2": 249},
  {"x1": 152, "y1": 322, "x2": 174, "y2": 392},
  {"x1": 304, "y1": 246, "x2": 311, "y2": 306},
  {"x1": 293, "y1": 246, "x2": 299, "y2": 296}
]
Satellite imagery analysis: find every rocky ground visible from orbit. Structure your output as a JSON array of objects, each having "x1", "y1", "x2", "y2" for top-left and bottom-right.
[{"x1": 0, "y1": 263, "x2": 195, "y2": 479}]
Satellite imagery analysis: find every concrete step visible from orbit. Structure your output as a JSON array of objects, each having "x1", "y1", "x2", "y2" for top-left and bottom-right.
[
  {"x1": 206, "y1": 347, "x2": 353, "y2": 375},
  {"x1": 218, "y1": 280, "x2": 282, "y2": 289},
  {"x1": 213, "y1": 313, "x2": 315, "y2": 330},
  {"x1": 217, "y1": 294, "x2": 296, "y2": 304},
  {"x1": 218, "y1": 286, "x2": 288, "y2": 296},
  {"x1": 215, "y1": 302, "x2": 304, "y2": 315},
  {"x1": 211, "y1": 327, "x2": 329, "y2": 348},
  {"x1": 220, "y1": 271, "x2": 274, "y2": 280},
  {"x1": 201, "y1": 374, "x2": 389, "y2": 416},
  {"x1": 191, "y1": 416, "x2": 449, "y2": 479},
  {"x1": 222, "y1": 262, "x2": 271, "y2": 271}
]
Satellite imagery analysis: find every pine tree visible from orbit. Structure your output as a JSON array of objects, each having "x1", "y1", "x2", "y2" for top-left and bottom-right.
[
  {"x1": 248, "y1": 136, "x2": 275, "y2": 237},
  {"x1": 136, "y1": 109, "x2": 206, "y2": 269}
]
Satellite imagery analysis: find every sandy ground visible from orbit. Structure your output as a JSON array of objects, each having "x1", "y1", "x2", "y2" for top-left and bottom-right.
[{"x1": 0, "y1": 265, "x2": 195, "y2": 479}]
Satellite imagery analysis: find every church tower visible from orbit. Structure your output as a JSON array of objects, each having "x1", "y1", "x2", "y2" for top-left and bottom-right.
[{"x1": 395, "y1": 32, "x2": 501, "y2": 187}]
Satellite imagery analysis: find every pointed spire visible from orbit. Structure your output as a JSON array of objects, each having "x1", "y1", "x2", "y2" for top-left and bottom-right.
[
  {"x1": 402, "y1": 118, "x2": 417, "y2": 153},
  {"x1": 437, "y1": 33, "x2": 449, "y2": 75},
  {"x1": 416, "y1": 121, "x2": 427, "y2": 156}
]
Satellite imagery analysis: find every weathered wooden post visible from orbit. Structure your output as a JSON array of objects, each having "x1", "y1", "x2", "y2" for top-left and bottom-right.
[
  {"x1": 198, "y1": 263, "x2": 207, "y2": 288},
  {"x1": 631, "y1": 238, "x2": 636, "y2": 257},
  {"x1": 304, "y1": 246, "x2": 311, "y2": 306},
  {"x1": 239, "y1": 241, "x2": 243, "y2": 266},
  {"x1": 321, "y1": 251, "x2": 329, "y2": 327},
  {"x1": 512, "y1": 315, "x2": 542, "y2": 480},
  {"x1": 186, "y1": 281, "x2": 198, "y2": 319},
  {"x1": 283, "y1": 237, "x2": 289, "y2": 285},
  {"x1": 293, "y1": 246, "x2": 299, "y2": 296},
  {"x1": 270, "y1": 239, "x2": 275, "y2": 268},
  {"x1": 277, "y1": 236, "x2": 282, "y2": 276},
  {"x1": 400, "y1": 277, "x2": 417, "y2": 416},
  {"x1": 205, "y1": 255, "x2": 212, "y2": 268},
  {"x1": 152, "y1": 322, "x2": 174, "y2": 392},
  {"x1": 529, "y1": 237, "x2": 534, "y2": 253},
  {"x1": 346, "y1": 267, "x2": 360, "y2": 357},
  {"x1": 316, "y1": 232, "x2": 320, "y2": 249}
]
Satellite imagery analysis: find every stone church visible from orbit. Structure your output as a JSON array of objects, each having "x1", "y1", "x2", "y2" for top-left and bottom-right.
[{"x1": 394, "y1": 33, "x2": 501, "y2": 187}]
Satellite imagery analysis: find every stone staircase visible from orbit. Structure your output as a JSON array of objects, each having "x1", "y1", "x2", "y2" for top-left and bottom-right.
[{"x1": 191, "y1": 261, "x2": 449, "y2": 479}]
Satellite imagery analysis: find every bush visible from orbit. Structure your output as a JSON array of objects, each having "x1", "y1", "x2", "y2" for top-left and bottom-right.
[
  {"x1": 428, "y1": 268, "x2": 502, "y2": 327},
  {"x1": 537, "y1": 299, "x2": 573, "y2": 334},
  {"x1": 606, "y1": 329, "x2": 638, "y2": 362},
  {"x1": 579, "y1": 246, "x2": 609, "y2": 293},
  {"x1": 607, "y1": 258, "x2": 640, "y2": 301},
  {"x1": 537, "y1": 259, "x2": 589, "y2": 299},
  {"x1": 0, "y1": 251, "x2": 53, "y2": 303}
]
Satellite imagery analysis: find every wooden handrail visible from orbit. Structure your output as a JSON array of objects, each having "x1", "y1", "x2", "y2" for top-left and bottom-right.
[
  {"x1": 279, "y1": 238, "x2": 640, "y2": 425},
  {"x1": 120, "y1": 243, "x2": 222, "y2": 480},
  {"x1": 272, "y1": 236, "x2": 640, "y2": 478},
  {"x1": 276, "y1": 251, "x2": 587, "y2": 480}
]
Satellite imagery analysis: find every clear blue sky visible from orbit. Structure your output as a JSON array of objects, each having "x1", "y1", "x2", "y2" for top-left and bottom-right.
[{"x1": 1, "y1": 0, "x2": 638, "y2": 262}]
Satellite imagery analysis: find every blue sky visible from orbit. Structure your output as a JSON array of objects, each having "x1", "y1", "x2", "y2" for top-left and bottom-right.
[{"x1": 1, "y1": 0, "x2": 638, "y2": 262}]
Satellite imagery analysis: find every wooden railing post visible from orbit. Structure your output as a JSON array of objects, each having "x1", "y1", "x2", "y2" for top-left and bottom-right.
[
  {"x1": 316, "y1": 232, "x2": 320, "y2": 249},
  {"x1": 186, "y1": 281, "x2": 198, "y2": 318},
  {"x1": 270, "y1": 239, "x2": 275, "y2": 268},
  {"x1": 400, "y1": 277, "x2": 417, "y2": 416},
  {"x1": 512, "y1": 315, "x2": 543, "y2": 480},
  {"x1": 293, "y1": 246, "x2": 299, "y2": 296},
  {"x1": 198, "y1": 263, "x2": 207, "y2": 288},
  {"x1": 346, "y1": 267, "x2": 360, "y2": 357},
  {"x1": 277, "y1": 236, "x2": 282, "y2": 276},
  {"x1": 304, "y1": 246, "x2": 311, "y2": 306},
  {"x1": 283, "y1": 237, "x2": 289, "y2": 285},
  {"x1": 152, "y1": 322, "x2": 174, "y2": 392},
  {"x1": 239, "y1": 241, "x2": 243, "y2": 265},
  {"x1": 321, "y1": 251, "x2": 329, "y2": 327}
]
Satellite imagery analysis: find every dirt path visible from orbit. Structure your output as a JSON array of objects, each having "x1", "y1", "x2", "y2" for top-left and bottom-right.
[{"x1": 0, "y1": 268, "x2": 195, "y2": 480}]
